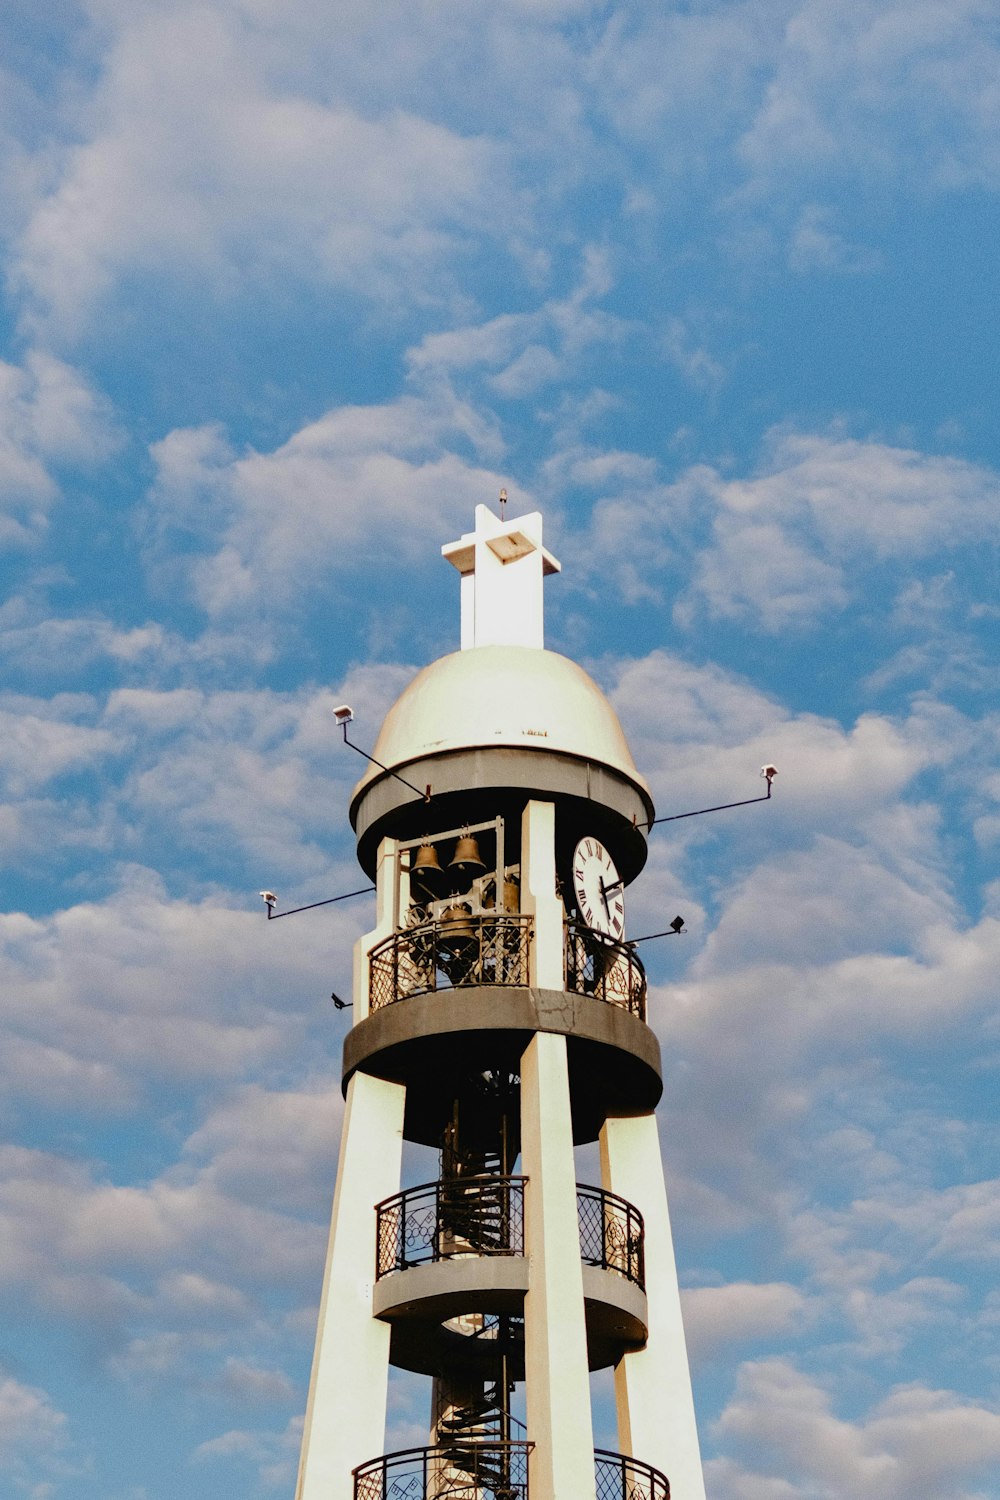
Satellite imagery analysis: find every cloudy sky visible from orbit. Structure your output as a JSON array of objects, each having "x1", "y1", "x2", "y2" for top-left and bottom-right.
[{"x1": 1, "y1": 1, "x2": 999, "y2": 1496}]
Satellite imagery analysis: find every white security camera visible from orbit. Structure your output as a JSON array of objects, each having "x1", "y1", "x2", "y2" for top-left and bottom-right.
[{"x1": 333, "y1": 705, "x2": 354, "y2": 725}]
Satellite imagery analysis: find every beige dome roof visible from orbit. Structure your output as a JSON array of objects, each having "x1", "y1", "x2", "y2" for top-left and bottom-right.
[{"x1": 354, "y1": 645, "x2": 648, "y2": 796}]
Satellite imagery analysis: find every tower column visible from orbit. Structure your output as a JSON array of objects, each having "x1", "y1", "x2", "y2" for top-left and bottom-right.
[
  {"x1": 521, "y1": 1031, "x2": 597, "y2": 1500},
  {"x1": 600, "y1": 1114, "x2": 706, "y2": 1500},
  {"x1": 520, "y1": 797, "x2": 596, "y2": 1500},
  {"x1": 353, "y1": 836, "x2": 398, "y2": 1023},
  {"x1": 295, "y1": 1070, "x2": 406, "y2": 1500},
  {"x1": 520, "y1": 799, "x2": 563, "y2": 990}
]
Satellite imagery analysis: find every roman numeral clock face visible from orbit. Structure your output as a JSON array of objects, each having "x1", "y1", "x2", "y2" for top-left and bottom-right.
[{"x1": 572, "y1": 837, "x2": 625, "y2": 939}]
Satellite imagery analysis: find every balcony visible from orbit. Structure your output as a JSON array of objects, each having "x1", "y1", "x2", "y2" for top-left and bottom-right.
[
  {"x1": 376, "y1": 1176, "x2": 525, "y2": 1275},
  {"x1": 576, "y1": 1184, "x2": 644, "y2": 1289},
  {"x1": 353, "y1": 1444, "x2": 669, "y2": 1500},
  {"x1": 355, "y1": 1441, "x2": 532, "y2": 1500},
  {"x1": 595, "y1": 1450, "x2": 670, "y2": 1500},
  {"x1": 369, "y1": 915, "x2": 532, "y2": 1012},
  {"x1": 564, "y1": 920, "x2": 646, "y2": 1019},
  {"x1": 368, "y1": 914, "x2": 647, "y2": 1021},
  {"x1": 376, "y1": 1179, "x2": 643, "y2": 1291}
]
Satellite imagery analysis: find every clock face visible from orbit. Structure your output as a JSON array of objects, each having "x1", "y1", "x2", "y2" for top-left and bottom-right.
[{"x1": 572, "y1": 837, "x2": 624, "y2": 939}]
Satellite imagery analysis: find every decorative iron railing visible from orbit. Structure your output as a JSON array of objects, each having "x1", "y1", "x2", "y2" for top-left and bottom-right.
[
  {"x1": 354, "y1": 1445, "x2": 668, "y2": 1500},
  {"x1": 376, "y1": 1177, "x2": 526, "y2": 1279},
  {"x1": 369, "y1": 915, "x2": 532, "y2": 1012},
  {"x1": 577, "y1": 1185, "x2": 645, "y2": 1289},
  {"x1": 564, "y1": 921, "x2": 646, "y2": 1019},
  {"x1": 354, "y1": 1441, "x2": 533, "y2": 1500},
  {"x1": 376, "y1": 1178, "x2": 643, "y2": 1290},
  {"x1": 594, "y1": 1450, "x2": 670, "y2": 1500}
]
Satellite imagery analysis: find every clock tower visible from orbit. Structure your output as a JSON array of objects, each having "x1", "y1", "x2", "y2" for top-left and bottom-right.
[{"x1": 295, "y1": 503, "x2": 706, "y2": 1500}]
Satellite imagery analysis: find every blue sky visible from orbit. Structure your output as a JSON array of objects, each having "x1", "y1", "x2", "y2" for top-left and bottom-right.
[{"x1": 1, "y1": 2, "x2": 999, "y2": 1496}]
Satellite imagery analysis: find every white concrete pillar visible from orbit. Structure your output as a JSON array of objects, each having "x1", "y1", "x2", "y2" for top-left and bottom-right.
[
  {"x1": 520, "y1": 800, "x2": 563, "y2": 990},
  {"x1": 521, "y1": 1031, "x2": 597, "y2": 1500},
  {"x1": 295, "y1": 1070, "x2": 406, "y2": 1500},
  {"x1": 353, "y1": 837, "x2": 398, "y2": 1022},
  {"x1": 599, "y1": 1114, "x2": 706, "y2": 1500}
]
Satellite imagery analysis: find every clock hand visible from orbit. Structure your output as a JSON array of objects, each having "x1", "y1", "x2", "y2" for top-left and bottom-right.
[{"x1": 598, "y1": 877, "x2": 612, "y2": 917}]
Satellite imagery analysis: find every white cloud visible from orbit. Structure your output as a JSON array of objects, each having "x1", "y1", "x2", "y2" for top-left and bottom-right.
[
  {"x1": 679, "y1": 433, "x2": 1000, "y2": 631},
  {"x1": 561, "y1": 430, "x2": 1000, "y2": 635},
  {"x1": 682, "y1": 1282, "x2": 809, "y2": 1362},
  {"x1": 0, "y1": 695, "x2": 120, "y2": 795},
  {"x1": 0, "y1": 351, "x2": 118, "y2": 546},
  {"x1": 609, "y1": 650, "x2": 936, "y2": 833},
  {"x1": 709, "y1": 1360, "x2": 1000, "y2": 1500},
  {"x1": 193, "y1": 1413, "x2": 302, "y2": 1490},
  {"x1": 215, "y1": 1359, "x2": 296, "y2": 1408},
  {"x1": 11, "y1": 2, "x2": 515, "y2": 332},
  {"x1": 142, "y1": 393, "x2": 509, "y2": 620},
  {"x1": 0, "y1": 606, "x2": 273, "y2": 679},
  {"x1": 0, "y1": 873, "x2": 345, "y2": 1111},
  {"x1": 183, "y1": 1083, "x2": 344, "y2": 1215},
  {"x1": 735, "y1": 0, "x2": 1000, "y2": 195},
  {"x1": 799, "y1": 1178, "x2": 1000, "y2": 1274},
  {"x1": 0, "y1": 1376, "x2": 66, "y2": 1458},
  {"x1": 0, "y1": 1138, "x2": 325, "y2": 1335},
  {"x1": 407, "y1": 245, "x2": 625, "y2": 399},
  {"x1": 788, "y1": 203, "x2": 882, "y2": 274}
]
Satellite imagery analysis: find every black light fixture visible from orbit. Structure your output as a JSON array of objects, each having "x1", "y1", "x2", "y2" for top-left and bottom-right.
[{"x1": 630, "y1": 916, "x2": 687, "y2": 945}]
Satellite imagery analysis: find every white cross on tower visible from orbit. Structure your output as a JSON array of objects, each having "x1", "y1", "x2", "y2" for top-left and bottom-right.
[{"x1": 442, "y1": 503, "x2": 561, "y2": 651}]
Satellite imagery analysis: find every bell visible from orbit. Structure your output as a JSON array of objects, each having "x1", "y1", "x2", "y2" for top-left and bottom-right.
[
  {"x1": 449, "y1": 835, "x2": 486, "y2": 877},
  {"x1": 439, "y1": 903, "x2": 476, "y2": 951},
  {"x1": 411, "y1": 843, "x2": 444, "y2": 892}
]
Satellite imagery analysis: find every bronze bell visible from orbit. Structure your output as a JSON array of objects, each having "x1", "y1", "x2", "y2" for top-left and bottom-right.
[
  {"x1": 449, "y1": 834, "x2": 486, "y2": 876},
  {"x1": 439, "y1": 903, "x2": 476, "y2": 951},
  {"x1": 411, "y1": 843, "x2": 444, "y2": 891}
]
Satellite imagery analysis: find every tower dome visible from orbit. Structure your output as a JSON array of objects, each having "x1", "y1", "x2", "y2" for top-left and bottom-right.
[{"x1": 355, "y1": 645, "x2": 650, "y2": 793}]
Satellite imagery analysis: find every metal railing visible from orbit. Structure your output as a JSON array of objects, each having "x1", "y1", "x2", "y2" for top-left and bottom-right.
[
  {"x1": 376, "y1": 1179, "x2": 643, "y2": 1290},
  {"x1": 594, "y1": 1450, "x2": 670, "y2": 1500},
  {"x1": 577, "y1": 1185, "x2": 645, "y2": 1289},
  {"x1": 376, "y1": 1177, "x2": 526, "y2": 1279},
  {"x1": 354, "y1": 1441, "x2": 532, "y2": 1500},
  {"x1": 369, "y1": 915, "x2": 532, "y2": 1011},
  {"x1": 367, "y1": 913, "x2": 647, "y2": 1018},
  {"x1": 354, "y1": 1446, "x2": 667, "y2": 1500},
  {"x1": 564, "y1": 920, "x2": 647, "y2": 1019}
]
